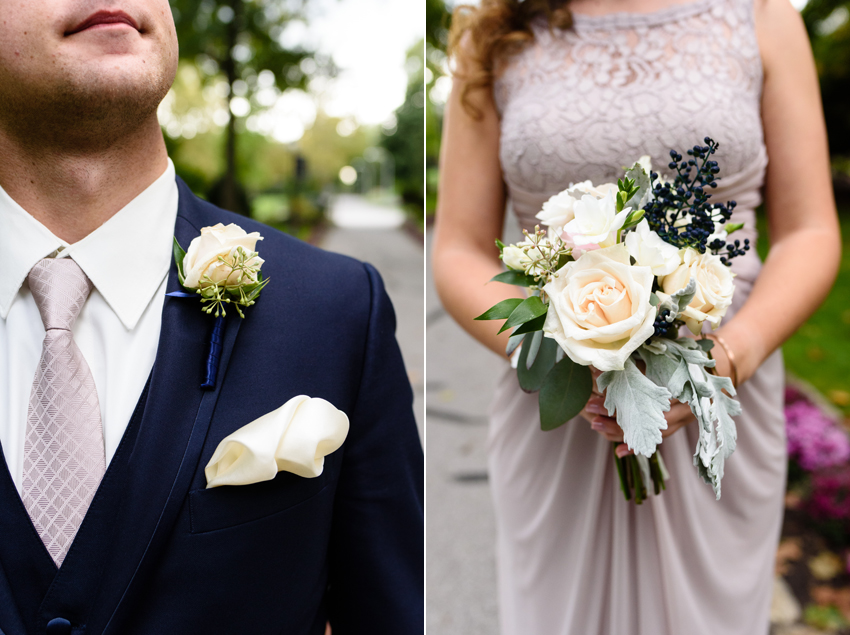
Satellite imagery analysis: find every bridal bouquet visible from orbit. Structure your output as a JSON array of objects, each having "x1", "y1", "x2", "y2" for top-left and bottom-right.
[{"x1": 476, "y1": 138, "x2": 750, "y2": 502}]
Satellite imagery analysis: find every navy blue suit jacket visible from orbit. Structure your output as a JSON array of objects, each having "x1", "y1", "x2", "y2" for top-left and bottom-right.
[{"x1": 0, "y1": 179, "x2": 424, "y2": 634}]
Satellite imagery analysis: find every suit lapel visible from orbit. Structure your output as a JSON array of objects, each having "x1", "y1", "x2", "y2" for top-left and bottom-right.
[{"x1": 34, "y1": 183, "x2": 243, "y2": 633}]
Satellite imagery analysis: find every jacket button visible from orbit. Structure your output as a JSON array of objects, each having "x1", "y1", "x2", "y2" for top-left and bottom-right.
[{"x1": 46, "y1": 617, "x2": 72, "y2": 635}]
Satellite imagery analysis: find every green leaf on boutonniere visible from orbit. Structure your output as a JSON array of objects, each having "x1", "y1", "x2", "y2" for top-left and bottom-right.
[
  {"x1": 173, "y1": 237, "x2": 187, "y2": 287},
  {"x1": 490, "y1": 270, "x2": 535, "y2": 287},
  {"x1": 539, "y1": 355, "x2": 593, "y2": 430},
  {"x1": 498, "y1": 296, "x2": 547, "y2": 334}
]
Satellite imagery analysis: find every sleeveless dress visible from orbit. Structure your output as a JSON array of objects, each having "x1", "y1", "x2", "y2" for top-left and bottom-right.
[{"x1": 488, "y1": 0, "x2": 787, "y2": 633}]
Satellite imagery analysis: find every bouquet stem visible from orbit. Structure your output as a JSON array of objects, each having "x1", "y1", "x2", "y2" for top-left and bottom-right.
[{"x1": 612, "y1": 443, "x2": 666, "y2": 504}]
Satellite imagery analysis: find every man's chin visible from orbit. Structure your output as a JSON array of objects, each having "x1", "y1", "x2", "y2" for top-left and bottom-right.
[{"x1": 63, "y1": 28, "x2": 147, "y2": 57}]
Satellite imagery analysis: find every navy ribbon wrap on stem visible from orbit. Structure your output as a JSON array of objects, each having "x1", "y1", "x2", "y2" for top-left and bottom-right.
[{"x1": 166, "y1": 291, "x2": 226, "y2": 390}]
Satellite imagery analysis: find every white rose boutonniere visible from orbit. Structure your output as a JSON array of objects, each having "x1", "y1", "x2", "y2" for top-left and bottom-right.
[
  {"x1": 174, "y1": 223, "x2": 269, "y2": 319},
  {"x1": 171, "y1": 222, "x2": 270, "y2": 389}
]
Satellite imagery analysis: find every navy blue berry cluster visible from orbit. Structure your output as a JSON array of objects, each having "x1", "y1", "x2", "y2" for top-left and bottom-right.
[
  {"x1": 651, "y1": 308, "x2": 675, "y2": 338},
  {"x1": 642, "y1": 138, "x2": 750, "y2": 266}
]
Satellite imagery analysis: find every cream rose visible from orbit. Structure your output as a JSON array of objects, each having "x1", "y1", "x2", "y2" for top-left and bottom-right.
[
  {"x1": 659, "y1": 247, "x2": 734, "y2": 335},
  {"x1": 624, "y1": 219, "x2": 681, "y2": 276},
  {"x1": 183, "y1": 223, "x2": 265, "y2": 289},
  {"x1": 562, "y1": 190, "x2": 630, "y2": 251},
  {"x1": 542, "y1": 244, "x2": 656, "y2": 372},
  {"x1": 536, "y1": 181, "x2": 618, "y2": 232}
]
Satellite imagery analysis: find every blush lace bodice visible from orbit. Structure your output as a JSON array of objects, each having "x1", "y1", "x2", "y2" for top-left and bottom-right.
[{"x1": 494, "y1": 0, "x2": 766, "y2": 277}]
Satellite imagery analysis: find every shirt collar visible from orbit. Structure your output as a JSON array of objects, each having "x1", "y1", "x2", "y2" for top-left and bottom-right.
[{"x1": 0, "y1": 159, "x2": 179, "y2": 329}]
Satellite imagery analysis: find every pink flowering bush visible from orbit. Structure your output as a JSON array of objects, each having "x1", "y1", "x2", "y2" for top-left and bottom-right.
[
  {"x1": 806, "y1": 466, "x2": 850, "y2": 522},
  {"x1": 785, "y1": 387, "x2": 850, "y2": 472}
]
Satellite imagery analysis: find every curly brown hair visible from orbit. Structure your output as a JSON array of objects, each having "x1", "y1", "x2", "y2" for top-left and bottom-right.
[{"x1": 448, "y1": 0, "x2": 573, "y2": 119}]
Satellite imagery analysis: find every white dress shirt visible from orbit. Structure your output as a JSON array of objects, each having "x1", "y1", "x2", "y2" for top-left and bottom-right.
[{"x1": 0, "y1": 160, "x2": 179, "y2": 493}]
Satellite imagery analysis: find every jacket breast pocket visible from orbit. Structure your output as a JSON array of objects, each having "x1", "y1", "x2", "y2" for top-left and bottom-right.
[{"x1": 188, "y1": 469, "x2": 331, "y2": 534}]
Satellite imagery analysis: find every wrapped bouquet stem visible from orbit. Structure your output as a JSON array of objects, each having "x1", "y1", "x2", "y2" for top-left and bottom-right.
[{"x1": 476, "y1": 139, "x2": 749, "y2": 502}]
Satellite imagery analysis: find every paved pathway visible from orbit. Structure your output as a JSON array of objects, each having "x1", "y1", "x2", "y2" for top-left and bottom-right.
[
  {"x1": 425, "y1": 214, "x2": 522, "y2": 633},
  {"x1": 320, "y1": 194, "x2": 423, "y2": 438}
]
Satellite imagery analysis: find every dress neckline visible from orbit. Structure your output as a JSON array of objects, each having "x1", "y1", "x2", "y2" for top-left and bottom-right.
[{"x1": 568, "y1": 0, "x2": 714, "y2": 29}]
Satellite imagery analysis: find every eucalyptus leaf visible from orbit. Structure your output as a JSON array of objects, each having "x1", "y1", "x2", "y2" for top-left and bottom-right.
[
  {"x1": 490, "y1": 270, "x2": 535, "y2": 287},
  {"x1": 597, "y1": 357, "x2": 671, "y2": 457},
  {"x1": 696, "y1": 337, "x2": 715, "y2": 353},
  {"x1": 518, "y1": 335, "x2": 559, "y2": 392},
  {"x1": 475, "y1": 298, "x2": 523, "y2": 321},
  {"x1": 498, "y1": 296, "x2": 548, "y2": 334},
  {"x1": 506, "y1": 333, "x2": 525, "y2": 357},
  {"x1": 525, "y1": 330, "x2": 543, "y2": 369},
  {"x1": 539, "y1": 356, "x2": 593, "y2": 431}
]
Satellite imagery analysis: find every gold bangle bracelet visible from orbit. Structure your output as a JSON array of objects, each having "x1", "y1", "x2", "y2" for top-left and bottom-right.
[{"x1": 708, "y1": 333, "x2": 738, "y2": 388}]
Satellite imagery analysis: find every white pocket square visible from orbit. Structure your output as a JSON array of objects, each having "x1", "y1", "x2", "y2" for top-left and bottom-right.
[{"x1": 204, "y1": 396, "x2": 350, "y2": 489}]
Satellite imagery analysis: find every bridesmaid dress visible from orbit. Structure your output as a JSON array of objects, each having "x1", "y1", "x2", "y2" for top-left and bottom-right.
[{"x1": 488, "y1": 0, "x2": 787, "y2": 633}]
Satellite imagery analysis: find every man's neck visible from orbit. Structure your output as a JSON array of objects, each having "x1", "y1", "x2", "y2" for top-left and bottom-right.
[{"x1": 0, "y1": 117, "x2": 169, "y2": 244}]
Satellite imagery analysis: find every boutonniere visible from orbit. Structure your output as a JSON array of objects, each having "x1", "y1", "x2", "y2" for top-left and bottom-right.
[{"x1": 169, "y1": 223, "x2": 270, "y2": 389}]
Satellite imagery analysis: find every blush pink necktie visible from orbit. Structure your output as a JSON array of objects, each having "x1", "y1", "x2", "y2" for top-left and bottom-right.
[{"x1": 22, "y1": 258, "x2": 105, "y2": 567}]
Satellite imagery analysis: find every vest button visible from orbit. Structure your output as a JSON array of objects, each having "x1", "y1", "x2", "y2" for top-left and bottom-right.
[{"x1": 46, "y1": 617, "x2": 72, "y2": 635}]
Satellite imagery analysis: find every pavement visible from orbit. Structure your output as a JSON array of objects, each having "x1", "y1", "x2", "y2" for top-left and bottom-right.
[
  {"x1": 425, "y1": 212, "x2": 523, "y2": 635},
  {"x1": 319, "y1": 194, "x2": 424, "y2": 438}
]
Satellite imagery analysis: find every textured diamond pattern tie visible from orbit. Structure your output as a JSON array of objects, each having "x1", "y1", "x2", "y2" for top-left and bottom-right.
[{"x1": 22, "y1": 258, "x2": 105, "y2": 567}]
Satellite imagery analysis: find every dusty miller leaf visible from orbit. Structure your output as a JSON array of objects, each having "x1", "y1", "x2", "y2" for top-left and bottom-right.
[{"x1": 597, "y1": 357, "x2": 671, "y2": 457}]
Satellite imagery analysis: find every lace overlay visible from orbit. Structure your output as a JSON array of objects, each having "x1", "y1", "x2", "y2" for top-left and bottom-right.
[{"x1": 494, "y1": 0, "x2": 765, "y2": 228}]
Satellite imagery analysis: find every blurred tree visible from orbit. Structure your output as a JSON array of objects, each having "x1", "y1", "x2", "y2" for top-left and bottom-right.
[
  {"x1": 169, "y1": 0, "x2": 315, "y2": 214},
  {"x1": 802, "y1": 1, "x2": 850, "y2": 158},
  {"x1": 425, "y1": 0, "x2": 451, "y2": 217},
  {"x1": 381, "y1": 41, "x2": 426, "y2": 213}
]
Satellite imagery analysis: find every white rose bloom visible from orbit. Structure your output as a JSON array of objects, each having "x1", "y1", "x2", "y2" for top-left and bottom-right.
[
  {"x1": 624, "y1": 219, "x2": 681, "y2": 277},
  {"x1": 563, "y1": 190, "x2": 630, "y2": 249},
  {"x1": 536, "y1": 181, "x2": 618, "y2": 232},
  {"x1": 542, "y1": 244, "x2": 656, "y2": 372},
  {"x1": 183, "y1": 223, "x2": 265, "y2": 289},
  {"x1": 659, "y1": 247, "x2": 735, "y2": 335}
]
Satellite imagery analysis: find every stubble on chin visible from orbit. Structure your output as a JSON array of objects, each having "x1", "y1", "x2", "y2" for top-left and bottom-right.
[{"x1": 0, "y1": 49, "x2": 176, "y2": 154}]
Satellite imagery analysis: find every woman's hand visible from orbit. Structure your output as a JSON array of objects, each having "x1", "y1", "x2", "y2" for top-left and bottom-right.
[{"x1": 580, "y1": 367, "x2": 696, "y2": 458}]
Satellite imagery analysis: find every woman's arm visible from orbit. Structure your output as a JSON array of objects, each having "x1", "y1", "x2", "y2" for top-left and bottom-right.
[
  {"x1": 432, "y1": 62, "x2": 521, "y2": 358},
  {"x1": 715, "y1": 0, "x2": 841, "y2": 385}
]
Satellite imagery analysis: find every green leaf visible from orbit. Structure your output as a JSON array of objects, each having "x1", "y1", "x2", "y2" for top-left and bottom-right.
[
  {"x1": 475, "y1": 298, "x2": 523, "y2": 321},
  {"x1": 495, "y1": 238, "x2": 506, "y2": 251},
  {"x1": 511, "y1": 314, "x2": 547, "y2": 335},
  {"x1": 498, "y1": 296, "x2": 547, "y2": 333},
  {"x1": 538, "y1": 356, "x2": 593, "y2": 430},
  {"x1": 518, "y1": 335, "x2": 559, "y2": 392},
  {"x1": 724, "y1": 222, "x2": 744, "y2": 234},
  {"x1": 173, "y1": 236, "x2": 187, "y2": 287},
  {"x1": 525, "y1": 330, "x2": 543, "y2": 368},
  {"x1": 649, "y1": 293, "x2": 660, "y2": 307},
  {"x1": 597, "y1": 357, "x2": 672, "y2": 457},
  {"x1": 696, "y1": 338, "x2": 714, "y2": 353},
  {"x1": 490, "y1": 270, "x2": 535, "y2": 287}
]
